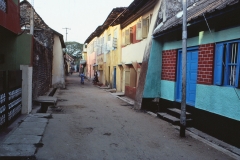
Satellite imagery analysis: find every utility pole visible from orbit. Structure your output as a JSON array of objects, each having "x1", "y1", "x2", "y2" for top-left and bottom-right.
[
  {"x1": 180, "y1": 0, "x2": 187, "y2": 137},
  {"x1": 63, "y1": 28, "x2": 71, "y2": 42},
  {"x1": 30, "y1": 0, "x2": 34, "y2": 35}
]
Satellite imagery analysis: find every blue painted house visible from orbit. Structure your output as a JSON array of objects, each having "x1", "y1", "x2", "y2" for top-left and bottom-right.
[{"x1": 142, "y1": 0, "x2": 240, "y2": 147}]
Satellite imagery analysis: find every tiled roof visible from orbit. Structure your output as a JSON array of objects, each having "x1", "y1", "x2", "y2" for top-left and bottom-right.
[
  {"x1": 153, "y1": 0, "x2": 239, "y2": 36},
  {"x1": 84, "y1": 7, "x2": 126, "y2": 44}
]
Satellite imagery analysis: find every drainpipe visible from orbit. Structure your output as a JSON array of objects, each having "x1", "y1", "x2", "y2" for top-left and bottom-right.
[{"x1": 180, "y1": 0, "x2": 187, "y2": 137}]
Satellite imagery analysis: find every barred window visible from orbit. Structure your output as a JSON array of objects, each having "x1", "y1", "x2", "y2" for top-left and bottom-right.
[{"x1": 0, "y1": 0, "x2": 6, "y2": 13}]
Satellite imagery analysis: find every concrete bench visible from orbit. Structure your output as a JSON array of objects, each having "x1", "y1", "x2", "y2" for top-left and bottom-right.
[{"x1": 35, "y1": 96, "x2": 57, "y2": 113}]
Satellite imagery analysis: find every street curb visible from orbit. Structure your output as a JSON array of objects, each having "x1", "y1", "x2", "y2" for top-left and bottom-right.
[
  {"x1": 186, "y1": 130, "x2": 240, "y2": 160},
  {"x1": 141, "y1": 111, "x2": 240, "y2": 160},
  {"x1": 111, "y1": 93, "x2": 240, "y2": 159}
]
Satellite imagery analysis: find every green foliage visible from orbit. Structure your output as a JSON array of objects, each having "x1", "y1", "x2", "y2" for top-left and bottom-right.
[{"x1": 64, "y1": 41, "x2": 83, "y2": 60}]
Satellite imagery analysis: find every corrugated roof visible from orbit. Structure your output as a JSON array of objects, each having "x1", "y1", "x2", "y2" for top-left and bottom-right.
[{"x1": 153, "y1": 0, "x2": 239, "y2": 36}]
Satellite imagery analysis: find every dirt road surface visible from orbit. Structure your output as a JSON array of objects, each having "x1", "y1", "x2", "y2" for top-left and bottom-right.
[{"x1": 35, "y1": 73, "x2": 234, "y2": 160}]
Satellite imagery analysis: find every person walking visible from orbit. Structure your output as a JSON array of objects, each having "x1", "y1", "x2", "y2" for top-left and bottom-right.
[{"x1": 80, "y1": 72, "x2": 84, "y2": 84}]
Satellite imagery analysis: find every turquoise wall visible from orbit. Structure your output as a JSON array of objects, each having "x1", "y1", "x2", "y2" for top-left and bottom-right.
[
  {"x1": 160, "y1": 80, "x2": 175, "y2": 101},
  {"x1": 196, "y1": 84, "x2": 240, "y2": 121},
  {"x1": 143, "y1": 40, "x2": 162, "y2": 98}
]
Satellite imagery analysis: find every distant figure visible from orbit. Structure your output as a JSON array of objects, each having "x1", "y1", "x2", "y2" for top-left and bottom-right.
[
  {"x1": 80, "y1": 72, "x2": 84, "y2": 84},
  {"x1": 94, "y1": 71, "x2": 99, "y2": 83},
  {"x1": 70, "y1": 67, "x2": 74, "y2": 75}
]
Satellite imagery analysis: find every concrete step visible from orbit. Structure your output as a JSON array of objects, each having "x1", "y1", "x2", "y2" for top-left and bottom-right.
[
  {"x1": 157, "y1": 112, "x2": 193, "y2": 126},
  {"x1": 157, "y1": 112, "x2": 180, "y2": 125},
  {"x1": 167, "y1": 108, "x2": 192, "y2": 119}
]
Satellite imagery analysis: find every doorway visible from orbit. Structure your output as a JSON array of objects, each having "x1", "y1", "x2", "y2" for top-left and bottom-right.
[{"x1": 176, "y1": 47, "x2": 198, "y2": 106}]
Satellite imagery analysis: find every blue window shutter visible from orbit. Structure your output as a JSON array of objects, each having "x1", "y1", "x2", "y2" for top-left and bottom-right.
[{"x1": 214, "y1": 44, "x2": 224, "y2": 85}]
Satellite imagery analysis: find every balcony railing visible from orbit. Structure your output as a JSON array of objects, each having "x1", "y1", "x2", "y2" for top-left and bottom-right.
[{"x1": 0, "y1": 0, "x2": 6, "y2": 13}]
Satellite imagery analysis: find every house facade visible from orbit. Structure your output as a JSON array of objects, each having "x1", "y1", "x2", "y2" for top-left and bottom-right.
[
  {"x1": 79, "y1": 43, "x2": 87, "y2": 74},
  {"x1": 85, "y1": 8, "x2": 125, "y2": 87},
  {"x1": 142, "y1": 0, "x2": 240, "y2": 147},
  {"x1": 0, "y1": 0, "x2": 28, "y2": 128},
  {"x1": 97, "y1": 24, "x2": 122, "y2": 89},
  {"x1": 52, "y1": 30, "x2": 66, "y2": 88},
  {"x1": 118, "y1": 0, "x2": 158, "y2": 100},
  {"x1": 86, "y1": 36, "x2": 97, "y2": 79},
  {"x1": 85, "y1": 0, "x2": 160, "y2": 99}
]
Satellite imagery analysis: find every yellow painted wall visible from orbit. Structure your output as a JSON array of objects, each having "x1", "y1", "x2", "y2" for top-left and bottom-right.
[{"x1": 121, "y1": 10, "x2": 153, "y2": 64}]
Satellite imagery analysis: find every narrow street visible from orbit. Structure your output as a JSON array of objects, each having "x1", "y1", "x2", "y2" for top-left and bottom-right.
[{"x1": 35, "y1": 73, "x2": 233, "y2": 160}]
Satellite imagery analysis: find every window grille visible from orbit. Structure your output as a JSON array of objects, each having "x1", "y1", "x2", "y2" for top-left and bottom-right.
[
  {"x1": 214, "y1": 41, "x2": 240, "y2": 87},
  {"x1": 228, "y1": 43, "x2": 238, "y2": 86},
  {"x1": 0, "y1": 0, "x2": 6, "y2": 13}
]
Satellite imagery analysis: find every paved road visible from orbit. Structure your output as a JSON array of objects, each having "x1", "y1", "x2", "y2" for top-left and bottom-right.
[{"x1": 36, "y1": 73, "x2": 234, "y2": 160}]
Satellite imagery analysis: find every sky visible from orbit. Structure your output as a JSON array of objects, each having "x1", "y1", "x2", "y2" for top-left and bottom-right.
[{"x1": 22, "y1": 0, "x2": 133, "y2": 44}]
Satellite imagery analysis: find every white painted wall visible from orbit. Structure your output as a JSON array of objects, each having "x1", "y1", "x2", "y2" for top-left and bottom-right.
[
  {"x1": 52, "y1": 34, "x2": 65, "y2": 88},
  {"x1": 122, "y1": 39, "x2": 147, "y2": 64},
  {"x1": 20, "y1": 65, "x2": 32, "y2": 114}
]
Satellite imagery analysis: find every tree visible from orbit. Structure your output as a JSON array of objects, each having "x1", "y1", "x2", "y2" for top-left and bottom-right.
[
  {"x1": 64, "y1": 41, "x2": 83, "y2": 59},
  {"x1": 64, "y1": 42, "x2": 83, "y2": 72}
]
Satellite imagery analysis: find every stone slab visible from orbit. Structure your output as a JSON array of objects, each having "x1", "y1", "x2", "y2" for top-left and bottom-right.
[
  {"x1": 19, "y1": 122, "x2": 47, "y2": 129},
  {"x1": 29, "y1": 113, "x2": 52, "y2": 118},
  {"x1": 4, "y1": 135, "x2": 41, "y2": 144},
  {"x1": 0, "y1": 144, "x2": 36, "y2": 157},
  {"x1": 24, "y1": 117, "x2": 48, "y2": 123},
  {"x1": 117, "y1": 96, "x2": 134, "y2": 105},
  {"x1": 35, "y1": 96, "x2": 57, "y2": 103},
  {"x1": 99, "y1": 86, "x2": 110, "y2": 89},
  {"x1": 105, "y1": 89, "x2": 116, "y2": 92},
  {"x1": 110, "y1": 92, "x2": 125, "y2": 96},
  {"x1": 12, "y1": 127, "x2": 45, "y2": 136}
]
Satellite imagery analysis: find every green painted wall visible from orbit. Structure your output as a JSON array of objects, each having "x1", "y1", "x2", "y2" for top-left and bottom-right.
[
  {"x1": 15, "y1": 33, "x2": 32, "y2": 68},
  {"x1": 13, "y1": 0, "x2": 18, "y2": 5},
  {"x1": 143, "y1": 40, "x2": 162, "y2": 98},
  {"x1": 0, "y1": 27, "x2": 32, "y2": 71}
]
